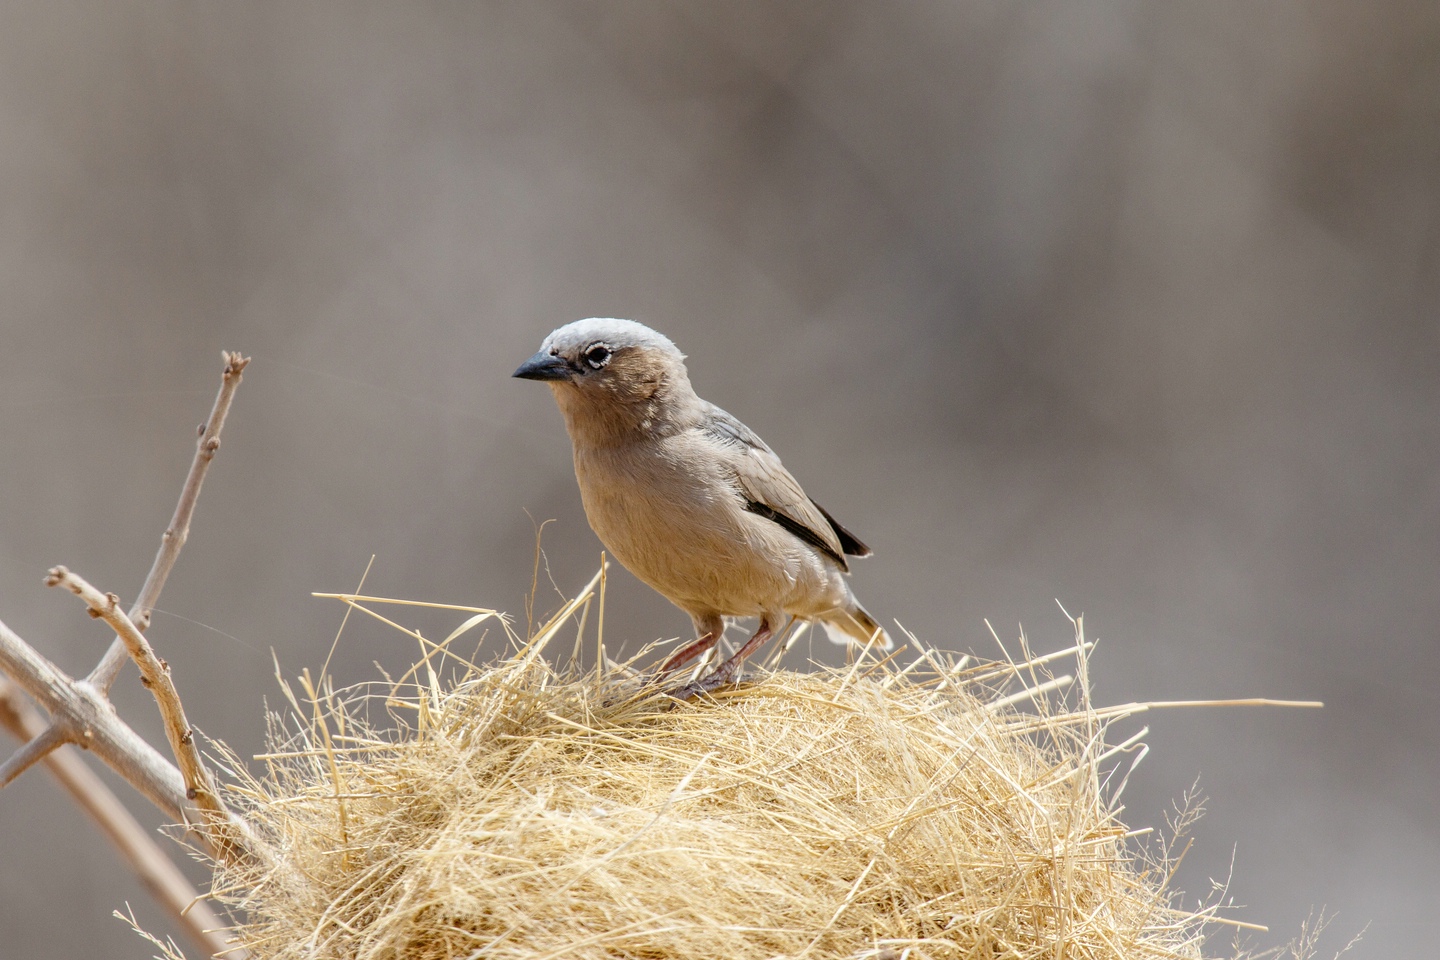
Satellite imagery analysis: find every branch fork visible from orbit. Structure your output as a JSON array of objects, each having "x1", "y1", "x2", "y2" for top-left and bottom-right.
[
  {"x1": 0, "y1": 351, "x2": 263, "y2": 956},
  {"x1": 45, "y1": 568, "x2": 225, "y2": 812}
]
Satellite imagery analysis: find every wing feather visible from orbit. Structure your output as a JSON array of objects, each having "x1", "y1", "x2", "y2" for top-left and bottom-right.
[{"x1": 702, "y1": 403, "x2": 859, "y2": 570}]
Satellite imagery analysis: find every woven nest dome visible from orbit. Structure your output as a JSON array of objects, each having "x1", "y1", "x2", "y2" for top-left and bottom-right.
[{"x1": 212, "y1": 584, "x2": 1256, "y2": 960}]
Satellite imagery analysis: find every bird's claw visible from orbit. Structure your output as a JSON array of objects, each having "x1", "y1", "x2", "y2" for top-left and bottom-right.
[{"x1": 667, "y1": 662, "x2": 743, "y2": 701}]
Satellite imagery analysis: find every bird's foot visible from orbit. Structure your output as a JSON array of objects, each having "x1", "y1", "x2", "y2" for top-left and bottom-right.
[
  {"x1": 647, "y1": 633, "x2": 720, "y2": 688},
  {"x1": 667, "y1": 660, "x2": 744, "y2": 701},
  {"x1": 665, "y1": 618, "x2": 773, "y2": 701}
]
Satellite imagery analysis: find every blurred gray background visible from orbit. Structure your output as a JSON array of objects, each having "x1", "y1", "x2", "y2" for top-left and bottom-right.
[{"x1": 1, "y1": 3, "x2": 1435, "y2": 957}]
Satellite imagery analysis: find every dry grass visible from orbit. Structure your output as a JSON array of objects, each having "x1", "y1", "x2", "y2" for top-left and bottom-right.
[{"x1": 206, "y1": 570, "x2": 1297, "y2": 960}]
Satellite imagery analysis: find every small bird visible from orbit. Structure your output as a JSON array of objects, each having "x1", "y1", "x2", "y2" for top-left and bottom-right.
[{"x1": 514, "y1": 318, "x2": 889, "y2": 696}]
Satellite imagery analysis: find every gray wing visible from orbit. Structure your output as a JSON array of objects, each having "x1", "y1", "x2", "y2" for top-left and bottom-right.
[{"x1": 701, "y1": 402, "x2": 870, "y2": 570}]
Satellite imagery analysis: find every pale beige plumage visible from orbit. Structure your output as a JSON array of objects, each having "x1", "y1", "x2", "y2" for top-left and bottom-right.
[{"x1": 514, "y1": 318, "x2": 888, "y2": 695}]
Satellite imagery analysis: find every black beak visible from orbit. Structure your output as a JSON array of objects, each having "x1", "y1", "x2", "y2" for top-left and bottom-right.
[{"x1": 512, "y1": 351, "x2": 573, "y2": 382}]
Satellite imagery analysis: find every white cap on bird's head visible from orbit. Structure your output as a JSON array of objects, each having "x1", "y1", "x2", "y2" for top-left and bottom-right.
[{"x1": 512, "y1": 318, "x2": 684, "y2": 384}]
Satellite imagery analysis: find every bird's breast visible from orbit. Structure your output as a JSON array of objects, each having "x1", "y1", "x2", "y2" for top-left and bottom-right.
[
  {"x1": 573, "y1": 440, "x2": 734, "y2": 550},
  {"x1": 569, "y1": 438, "x2": 777, "y2": 607}
]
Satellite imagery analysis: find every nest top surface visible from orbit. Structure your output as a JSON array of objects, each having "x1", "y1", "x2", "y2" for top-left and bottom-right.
[{"x1": 215, "y1": 596, "x2": 1239, "y2": 960}]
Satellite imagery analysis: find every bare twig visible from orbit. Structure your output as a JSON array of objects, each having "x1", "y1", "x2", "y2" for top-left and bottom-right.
[
  {"x1": 0, "y1": 615, "x2": 188, "y2": 821},
  {"x1": 0, "y1": 678, "x2": 244, "y2": 959},
  {"x1": 0, "y1": 351, "x2": 250, "y2": 785},
  {"x1": 93, "y1": 351, "x2": 251, "y2": 692},
  {"x1": 0, "y1": 719, "x2": 63, "y2": 785},
  {"x1": 45, "y1": 565, "x2": 257, "y2": 865},
  {"x1": 0, "y1": 349, "x2": 263, "y2": 951}
]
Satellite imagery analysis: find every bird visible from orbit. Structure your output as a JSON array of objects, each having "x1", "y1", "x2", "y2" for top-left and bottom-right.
[{"x1": 513, "y1": 318, "x2": 889, "y2": 697}]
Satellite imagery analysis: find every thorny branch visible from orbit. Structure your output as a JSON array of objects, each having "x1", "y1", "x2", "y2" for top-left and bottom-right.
[
  {"x1": 0, "y1": 593, "x2": 189, "y2": 821},
  {"x1": 0, "y1": 678, "x2": 239, "y2": 959},
  {"x1": 93, "y1": 351, "x2": 250, "y2": 691},
  {"x1": 0, "y1": 352, "x2": 250, "y2": 791},
  {"x1": 44, "y1": 565, "x2": 260, "y2": 865},
  {"x1": 0, "y1": 351, "x2": 263, "y2": 952}
]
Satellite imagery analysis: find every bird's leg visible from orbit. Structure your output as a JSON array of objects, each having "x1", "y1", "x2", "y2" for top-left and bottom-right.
[
  {"x1": 671, "y1": 617, "x2": 774, "y2": 700},
  {"x1": 656, "y1": 632, "x2": 719, "y2": 675},
  {"x1": 649, "y1": 614, "x2": 724, "y2": 686}
]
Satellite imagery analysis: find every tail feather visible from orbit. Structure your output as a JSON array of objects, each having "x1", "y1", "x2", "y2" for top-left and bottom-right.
[{"x1": 820, "y1": 603, "x2": 892, "y2": 651}]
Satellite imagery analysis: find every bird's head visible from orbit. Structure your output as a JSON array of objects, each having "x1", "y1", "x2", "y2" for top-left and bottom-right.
[{"x1": 514, "y1": 318, "x2": 695, "y2": 434}]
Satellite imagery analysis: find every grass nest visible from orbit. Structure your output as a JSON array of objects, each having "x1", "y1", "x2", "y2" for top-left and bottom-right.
[{"x1": 208, "y1": 574, "x2": 1279, "y2": 960}]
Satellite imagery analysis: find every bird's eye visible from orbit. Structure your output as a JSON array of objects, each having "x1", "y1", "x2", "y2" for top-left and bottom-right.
[{"x1": 582, "y1": 344, "x2": 612, "y2": 370}]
